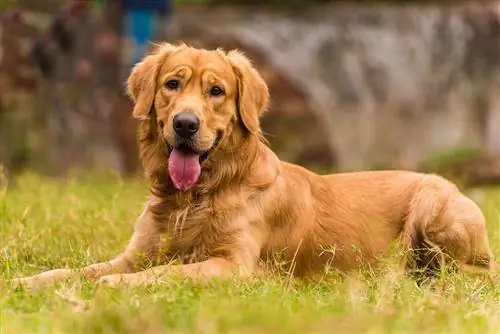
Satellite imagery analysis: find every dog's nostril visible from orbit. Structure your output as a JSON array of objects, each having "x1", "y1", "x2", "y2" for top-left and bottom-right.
[
  {"x1": 173, "y1": 112, "x2": 200, "y2": 137},
  {"x1": 173, "y1": 120, "x2": 183, "y2": 130}
]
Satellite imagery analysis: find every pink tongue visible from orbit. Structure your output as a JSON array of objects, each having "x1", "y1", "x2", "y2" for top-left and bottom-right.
[{"x1": 168, "y1": 149, "x2": 201, "y2": 191}]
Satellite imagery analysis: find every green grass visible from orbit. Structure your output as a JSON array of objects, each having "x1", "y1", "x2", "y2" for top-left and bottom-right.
[{"x1": 1, "y1": 171, "x2": 499, "y2": 334}]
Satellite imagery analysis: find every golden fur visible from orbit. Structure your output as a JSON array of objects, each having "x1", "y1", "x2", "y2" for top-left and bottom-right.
[{"x1": 12, "y1": 43, "x2": 495, "y2": 289}]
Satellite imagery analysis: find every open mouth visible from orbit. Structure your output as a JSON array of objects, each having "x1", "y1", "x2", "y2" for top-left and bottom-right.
[
  {"x1": 165, "y1": 132, "x2": 222, "y2": 191},
  {"x1": 165, "y1": 132, "x2": 222, "y2": 163}
]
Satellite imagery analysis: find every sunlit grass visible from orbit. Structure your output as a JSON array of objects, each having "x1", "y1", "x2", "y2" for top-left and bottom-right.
[{"x1": 1, "y1": 172, "x2": 499, "y2": 334}]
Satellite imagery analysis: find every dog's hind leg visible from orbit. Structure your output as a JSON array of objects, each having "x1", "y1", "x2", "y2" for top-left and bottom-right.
[
  {"x1": 426, "y1": 194, "x2": 494, "y2": 272},
  {"x1": 402, "y1": 175, "x2": 494, "y2": 276}
]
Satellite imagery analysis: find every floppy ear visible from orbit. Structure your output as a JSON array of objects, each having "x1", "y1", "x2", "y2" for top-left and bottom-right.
[
  {"x1": 227, "y1": 50, "x2": 270, "y2": 134},
  {"x1": 126, "y1": 43, "x2": 178, "y2": 120}
]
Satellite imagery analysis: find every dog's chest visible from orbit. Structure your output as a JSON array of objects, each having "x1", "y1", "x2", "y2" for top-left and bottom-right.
[{"x1": 156, "y1": 206, "x2": 228, "y2": 264}]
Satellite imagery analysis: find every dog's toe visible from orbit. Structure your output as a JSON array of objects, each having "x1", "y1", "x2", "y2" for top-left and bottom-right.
[
  {"x1": 97, "y1": 274, "x2": 122, "y2": 288},
  {"x1": 8, "y1": 277, "x2": 38, "y2": 291}
]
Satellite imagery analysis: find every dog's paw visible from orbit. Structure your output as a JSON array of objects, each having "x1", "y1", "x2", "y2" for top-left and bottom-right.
[
  {"x1": 97, "y1": 274, "x2": 123, "y2": 288},
  {"x1": 8, "y1": 277, "x2": 38, "y2": 291}
]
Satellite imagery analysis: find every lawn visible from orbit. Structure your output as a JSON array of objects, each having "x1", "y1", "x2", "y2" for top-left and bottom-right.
[{"x1": 1, "y1": 171, "x2": 499, "y2": 334}]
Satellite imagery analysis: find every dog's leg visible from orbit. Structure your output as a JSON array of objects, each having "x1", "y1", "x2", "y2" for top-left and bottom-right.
[
  {"x1": 97, "y1": 257, "x2": 252, "y2": 287},
  {"x1": 9, "y1": 257, "x2": 132, "y2": 290},
  {"x1": 406, "y1": 178, "x2": 494, "y2": 275},
  {"x1": 401, "y1": 175, "x2": 494, "y2": 277},
  {"x1": 429, "y1": 196, "x2": 493, "y2": 273},
  {"x1": 98, "y1": 232, "x2": 262, "y2": 287},
  {"x1": 10, "y1": 205, "x2": 161, "y2": 290}
]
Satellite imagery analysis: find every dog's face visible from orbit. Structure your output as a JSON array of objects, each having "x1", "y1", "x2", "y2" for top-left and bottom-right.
[{"x1": 127, "y1": 43, "x2": 269, "y2": 191}]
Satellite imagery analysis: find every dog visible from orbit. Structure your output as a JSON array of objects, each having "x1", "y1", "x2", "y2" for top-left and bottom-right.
[{"x1": 11, "y1": 43, "x2": 495, "y2": 289}]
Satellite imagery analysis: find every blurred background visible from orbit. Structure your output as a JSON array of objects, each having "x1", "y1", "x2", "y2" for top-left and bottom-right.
[{"x1": 1, "y1": 0, "x2": 500, "y2": 185}]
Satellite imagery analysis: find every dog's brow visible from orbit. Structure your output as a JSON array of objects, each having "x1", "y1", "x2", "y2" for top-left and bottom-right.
[
  {"x1": 201, "y1": 69, "x2": 222, "y2": 79},
  {"x1": 160, "y1": 65, "x2": 193, "y2": 81},
  {"x1": 200, "y1": 65, "x2": 232, "y2": 82}
]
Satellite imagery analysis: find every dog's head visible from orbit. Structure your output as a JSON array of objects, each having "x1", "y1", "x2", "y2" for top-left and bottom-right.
[{"x1": 127, "y1": 43, "x2": 269, "y2": 191}]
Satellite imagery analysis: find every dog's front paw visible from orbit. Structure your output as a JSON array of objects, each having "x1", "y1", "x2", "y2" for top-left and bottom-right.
[
  {"x1": 8, "y1": 277, "x2": 39, "y2": 291},
  {"x1": 7, "y1": 269, "x2": 75, "y2": 291},
  {"x1": 97, "y1": 274, "x2": 123, "y2": 288}
]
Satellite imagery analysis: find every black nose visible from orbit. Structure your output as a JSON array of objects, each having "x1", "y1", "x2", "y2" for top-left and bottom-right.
[{"x1": 173, "y1": 112, "x2": 200, "y2": 138}]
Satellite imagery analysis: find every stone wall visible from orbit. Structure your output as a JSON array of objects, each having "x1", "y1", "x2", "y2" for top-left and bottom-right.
[
  {"x1": 2, "y1": 2, "x2": 500, "y2": 174},
  {"x1": 168, "y1": 3, "x2": 500, "y2": 171}
]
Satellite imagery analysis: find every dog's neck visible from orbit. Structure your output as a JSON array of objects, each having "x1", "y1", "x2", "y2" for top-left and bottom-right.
[{"x1": 138, "y1": 116, "x2": 273, "y2": 205}]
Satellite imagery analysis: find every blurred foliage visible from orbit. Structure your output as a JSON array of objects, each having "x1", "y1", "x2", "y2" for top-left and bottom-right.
[
  {"x1": 175, "y1": 0, "x2": 331, "y2": 5},
  {"x1": 0, "y1": 0, "x2": 459, "y2": 10},
  {"x1": 421, "y1": 146, "x2": 500, "y2": 186},
  {"x1": 421, "y1": 146, "x2": 482, "y2": 174},
  {"x1": 0, "y1": 164, "x2": 7, "y2": 199},
  {"x1": 0, "y1": 0, "x2": 16, "y2": 10},
  {"x1": 0, "y1": 97, "x2": 48, "y2": 174},
  {"x1": 175, "y1": 0, "x2": 458, "y2": 5},
  {"x1": 419, "y1": 146, "x2": 483, "y2": 186}
]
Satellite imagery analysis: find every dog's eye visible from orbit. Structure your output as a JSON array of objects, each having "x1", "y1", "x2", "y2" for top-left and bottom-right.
[
  {"x1": 165, "y1": 79, "x2": 180, "y2": 90},
  {"x1": 209, "y1": 86, "x2": 224, "y2": 97}
]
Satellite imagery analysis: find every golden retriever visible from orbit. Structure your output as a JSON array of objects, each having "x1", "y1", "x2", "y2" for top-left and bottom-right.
[{"x1": 11, "y1": 43, "x2": 495, "y2": 289}]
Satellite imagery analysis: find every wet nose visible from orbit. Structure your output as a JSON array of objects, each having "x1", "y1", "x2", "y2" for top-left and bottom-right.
[{"x1": 173, "y1": 112, "x2": 200, "y2": 138}]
